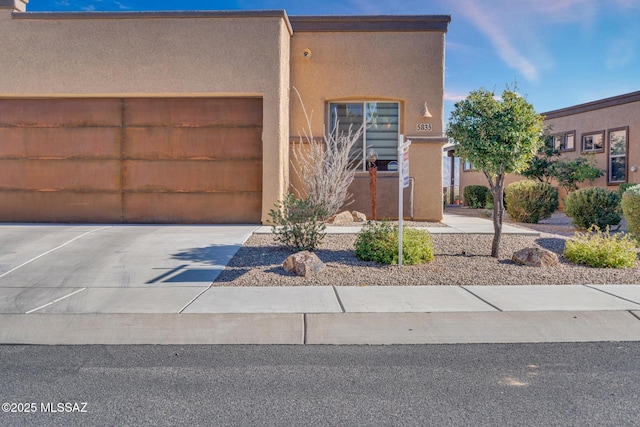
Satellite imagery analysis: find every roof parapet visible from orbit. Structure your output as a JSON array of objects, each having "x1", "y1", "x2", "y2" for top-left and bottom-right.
[{"x1": 0, "y1": 0, "x2": 27, "y2": 12}]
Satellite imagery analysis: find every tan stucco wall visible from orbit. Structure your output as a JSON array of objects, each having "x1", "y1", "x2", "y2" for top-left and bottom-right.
[
  {"x1": 0, "y1": 10, "x2": 291, "y2": 223},
  {"x1": 545, "y1": 101, "x2": 640, "y2": 188},
  {"x1": 289, "y1": 29, "x2": 447, "y2": 221}
]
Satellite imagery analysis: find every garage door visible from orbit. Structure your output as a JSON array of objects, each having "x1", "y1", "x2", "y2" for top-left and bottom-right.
[{"x1": 0, "y1": 98, "x2": 263, "y2": 223}]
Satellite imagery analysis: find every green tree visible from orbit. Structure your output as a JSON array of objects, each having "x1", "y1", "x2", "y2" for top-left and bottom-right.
[
  {"x1": 448, "y1": 86, "x2": 545, "y2": 257},
  {"x1": 549, "y1": 156, "x2": 604, "y2": 193},
  {"x1": 520, "y1": 132, "x2": 559, "y2": 184}
]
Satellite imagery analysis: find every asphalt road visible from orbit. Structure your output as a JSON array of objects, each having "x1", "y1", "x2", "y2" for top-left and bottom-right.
[{"x1": 2, "y1": 343, "x2": 639, "y2": 426}]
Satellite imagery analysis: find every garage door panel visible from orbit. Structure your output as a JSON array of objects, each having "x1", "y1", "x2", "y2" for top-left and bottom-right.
[
  {"x1": 0, "y1": 128, "x2": 121, "y2": 159},
  {"x1": 0, "y1": 99, "x2": 122, "y2": 127},
  {"x1": 123, "y1": 127, "x2": 262, "y2": 160},
  {"x1": 0, "y1": 160, "x2": 121, "y2": 192},
  {"x1": 123, "y1": 160, "x2": 262, "y2": 193},
  {"x1": 0, "y1": 192, "x2": 122, "y2": 223},
  {"x1": 123, "y1": 192, "x2": 261, "y2": 223},
  {"x1": 0, "y1": 97, "x2": 262, "y2": 223},
  {"x1": 123, "y1": 98, "x2": 262, "y2": 127}
]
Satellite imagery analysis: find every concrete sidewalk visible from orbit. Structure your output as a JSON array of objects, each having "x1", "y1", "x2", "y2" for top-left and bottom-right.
[
  {"x1": 254, "y1": 213, "x2": 540, "y2": 235},
  {"x1": 2, "y1": 285, "x2": 640, "y2": 345}
]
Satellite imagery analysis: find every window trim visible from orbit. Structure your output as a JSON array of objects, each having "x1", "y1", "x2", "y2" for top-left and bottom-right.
[
  {"x1": 607, "y1": 126, "x2": 629, "y2": 185},
  {"x1": 462, "y1": 159, "x2": 475, "y2": 171},
  {"x1": 580, "y1": 130, "x2": 605, "y2": 154},
  {"x1": 553, "y1": 130, "x2": 576, "y2": 152},
  {"x1": 327, "y1": 100, "x2": 402, "y2": 172}
]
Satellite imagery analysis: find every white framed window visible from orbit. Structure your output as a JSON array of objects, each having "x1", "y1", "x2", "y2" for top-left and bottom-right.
[
  {"x1": 553, "y1": 131, "x2": 575, "y2": 152},
  {"x1": 581, "y1": 131, "x2": 604, "y2": 153},
  {"x1": 608, "y1": 127, "x2": 628, "y2": 184},
  {"x1": 329, "y1": 101, "x2": 400, "y2": 171},
  {"x1": 463, "y1": 159, "x2": 474, "y2": 171}
]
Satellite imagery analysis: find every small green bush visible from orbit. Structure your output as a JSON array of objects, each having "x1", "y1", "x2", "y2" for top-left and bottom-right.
[
  {"x1": 564, "y1": 187, "x2": 621, "y2": 231},
  {"x1": 621, "y1": 184, "x2": 640, "y2": 241},
  {"x1": 269, "y1": 194, "x2": 327, "y2": 252},
  {"x1": 354, "y1": 222, "x2": 434, "y2": 265},
  {"x1": 617, "y1": 183, "x2": 638, "y2": 198},
  {"x1": 565, "y1": 227, "x2": 637, "y2": 268},
  {"x1": 463, "y1": 185, "x2": 491, "y2": 209},
  {"x1": 505, "y1": 181, "x2": 558, "y2": 223}
]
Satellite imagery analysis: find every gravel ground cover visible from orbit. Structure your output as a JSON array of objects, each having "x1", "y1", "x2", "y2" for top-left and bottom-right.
[{"x1": 214, "y1": 209, "x2": 640, "y2": 287}]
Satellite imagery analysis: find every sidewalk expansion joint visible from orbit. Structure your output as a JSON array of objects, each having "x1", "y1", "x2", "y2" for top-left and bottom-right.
[
  {"x1": 460, "y1": 286, "x2": 503, "y2": 312},
  {"x1": 332, "y1": 286, "x2": 346, "y2": 313},
  {"x1": 303, "y1": 313, "x2": 308, "y2": 345},
  {"x1": 585, "y1": 285, "x2": 640, "y2": 308},
  {"x1": 629, "y1": 311, "x2": 640, "y2": 322},
  {"x1": 178, "y1": 287, "x2": 210, "y2": 314}
]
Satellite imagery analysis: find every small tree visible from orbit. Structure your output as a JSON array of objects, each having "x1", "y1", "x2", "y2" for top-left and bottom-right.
[
  {"x1": 549, "y1": 156, "x2": 604, "y2": 193},
  {"x1": 290, "y1": 87, "x2": 363, "y2": 218},
  {"x1": 520, "y1": 132, "x2": 559, "y2": 184},
  {"x1": 448, "y1": 86, "x2": 544, "y2": 257}
]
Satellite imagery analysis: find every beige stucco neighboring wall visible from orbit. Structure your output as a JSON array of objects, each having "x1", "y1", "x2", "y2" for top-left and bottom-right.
[
  {"x1": 0, "y1": 10, "x2": 292, "y2": 223},
  {"x1": 544, "y1": 100, "x2": 640, "y2": 188},
  {"x1": 289, "y1": 22, "x2": 448, "y2": 220}
]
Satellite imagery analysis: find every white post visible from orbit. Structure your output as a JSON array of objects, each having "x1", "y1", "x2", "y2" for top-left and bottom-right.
[
  {"x1": 398, "y1": 134, "x2": 404, "y2": 267},
  {"x1": 398, "y1": 135, "x2": 411, "y2": 267}
]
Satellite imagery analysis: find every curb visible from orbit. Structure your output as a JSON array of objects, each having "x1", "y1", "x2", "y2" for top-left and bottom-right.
[{"x1": 2, "y1": 311, "x2": 640, "y2": 345}]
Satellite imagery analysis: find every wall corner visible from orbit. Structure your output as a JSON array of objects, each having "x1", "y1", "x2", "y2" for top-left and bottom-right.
[{"x1": 0, "y1": 0, "x2": 28, "y2": 12}]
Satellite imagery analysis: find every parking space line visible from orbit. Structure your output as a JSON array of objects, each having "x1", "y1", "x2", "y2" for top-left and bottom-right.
[
  {"x1": 25, "y1": 287, "x2": 87, "y2": 314},
  {"x1": 0, "y1": 226, "x2": 110, "y2": 279}
]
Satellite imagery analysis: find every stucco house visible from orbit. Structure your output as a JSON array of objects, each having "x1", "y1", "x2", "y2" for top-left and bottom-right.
[
  {"x1": 449, "y1": 90, "x2": 640, "y2": 204},
  {"x1": 0, "y1": 0, "x2": 450, "y2": 223}
]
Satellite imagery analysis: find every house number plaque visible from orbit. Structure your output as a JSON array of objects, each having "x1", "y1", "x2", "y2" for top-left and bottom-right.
[{"x1": 416, "y1": 123, "x2": 432, "y2": 132}]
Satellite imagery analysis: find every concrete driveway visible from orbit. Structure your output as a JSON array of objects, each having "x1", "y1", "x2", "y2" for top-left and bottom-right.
[{"x1": 0, "y1": 224, "x2": 259, "y2": 314}]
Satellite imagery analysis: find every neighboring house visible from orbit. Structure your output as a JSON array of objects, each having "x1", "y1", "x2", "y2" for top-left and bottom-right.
[
  {"x1": 449, "y1": 90, "x2": 640, "y2": 204},
  {"x1": 0, "y1": 1, "x2": 450, "y2": 223}
]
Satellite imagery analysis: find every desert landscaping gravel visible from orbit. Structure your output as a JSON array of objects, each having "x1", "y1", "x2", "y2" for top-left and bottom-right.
[{"x1": 214, "y1": 223, "x2": 640, "y2": 287}]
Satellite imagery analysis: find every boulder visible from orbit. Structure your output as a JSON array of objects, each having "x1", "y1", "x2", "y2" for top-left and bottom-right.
[
  {"x1": 330, "y1": 210, "x2": 353, "y2": 225},
  {"x1": 282, "y1": 251, "x2": 325, "y2": 277},
  {"x1": 512, "y1": 247, "x2": 560, "y2": 267},
  {"x1": 352, "y1": 211, "x2": 367, "y2": 222}
]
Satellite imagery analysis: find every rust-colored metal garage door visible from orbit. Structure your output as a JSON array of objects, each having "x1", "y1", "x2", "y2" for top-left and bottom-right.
[{"x1": 0, "y1": 98, "x2": 262, "y2": 223}]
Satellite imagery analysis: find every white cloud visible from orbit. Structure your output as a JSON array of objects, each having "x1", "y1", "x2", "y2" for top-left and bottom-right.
[
  {"x1": 454, "y1": 0, "x2": 540, "y2": 81},
  {"x1": 606, "y1": 38, "x2": 635, "y2": 69},
  {"x1": 444, "y1": 92, "x2": 468, "y2": 102}
]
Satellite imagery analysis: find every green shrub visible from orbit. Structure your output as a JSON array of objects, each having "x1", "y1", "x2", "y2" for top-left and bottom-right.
[
  {"x1": 564, "y1": 187, "x2": 621, "y2": 231},
  {"x1": 504, "y1": 181, "x2": 558, "y2": 223},
  {"x1": 565, "y1": 227, "x2": 637, "y2": 268},
  {"x1": 463, "y1": 185, "x2": 491, "y2": 209},
  {"x1": 621, "y1": 184, "x2": 640, "y2": 241},
  {"x1": 617, "y1": 183, "x2": 639, "y2": 198},
  {"x1": 354, "y1": 222, "x2": 434, "y2": 265},
  {"x1": 268, "y1": 194, "x2": 327, "y2": 252}
]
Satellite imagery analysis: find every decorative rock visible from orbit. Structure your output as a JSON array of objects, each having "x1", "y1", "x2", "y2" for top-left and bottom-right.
[
  {"x1": 330, "y1": 210, "x2": 353, "y2": 225},
  {"x1": 282, "y1": 251, "x2": 325, "y2": 277},
  {"x1": 512, "y1": 247, "x2": 560, "y2": 267},
  {"x1": 352, "y1": 211, "x2": 367, "y2": 222}
]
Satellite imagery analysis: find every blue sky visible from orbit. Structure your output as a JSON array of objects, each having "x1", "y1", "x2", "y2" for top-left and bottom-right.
[{"x1": 27, "y1": 0, "x2": 640, "y2": 120}]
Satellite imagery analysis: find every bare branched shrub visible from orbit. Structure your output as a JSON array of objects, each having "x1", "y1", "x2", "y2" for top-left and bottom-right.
[{"x1": 291, "y1": 87, "x2": 364, "y2": 218}]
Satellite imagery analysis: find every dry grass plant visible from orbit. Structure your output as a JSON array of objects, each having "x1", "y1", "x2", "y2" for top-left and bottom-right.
[{"x1": 290, "y1": 87, "x2": 364, "y2": 217}]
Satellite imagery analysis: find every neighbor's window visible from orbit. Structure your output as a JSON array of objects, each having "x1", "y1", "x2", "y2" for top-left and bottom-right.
[
  {"x1": 553, "y1": 131, "x2": 575, "y2": 152},
  {"x1": 463, "y1": 159, "x2": 475, "y2": 171},
  {"x1": 329, "y1": 102, "x2": 399, "y2": 171},
  {"x1": 581, "y1": 131, "x2": 604, "y2": 153},
  {"x1": 608, "y1": 127, "x2": 628, "y2": 183}
]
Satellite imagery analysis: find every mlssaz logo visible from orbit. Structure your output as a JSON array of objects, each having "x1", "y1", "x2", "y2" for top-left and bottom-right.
[{"x1": 41, "y1": 402, "x2": 88, "y2": 413}]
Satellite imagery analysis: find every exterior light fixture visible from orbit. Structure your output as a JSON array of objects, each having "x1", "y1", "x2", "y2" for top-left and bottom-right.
[{"x1": 421, "y1": 102, "x2": 433, "y2": 118}]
